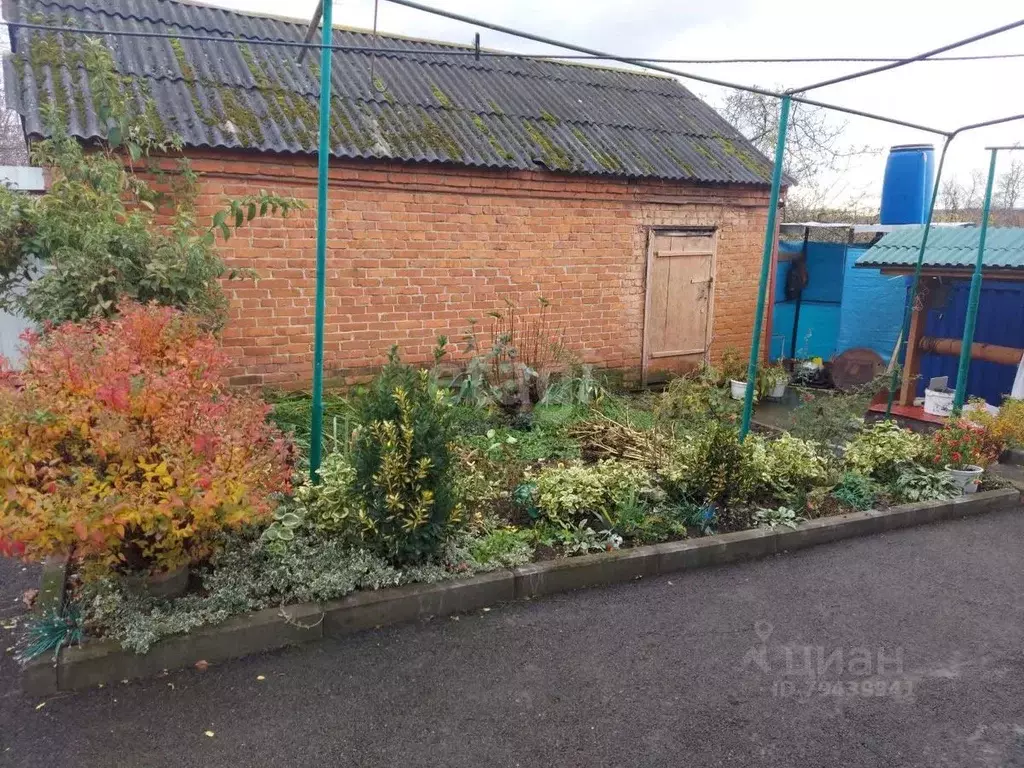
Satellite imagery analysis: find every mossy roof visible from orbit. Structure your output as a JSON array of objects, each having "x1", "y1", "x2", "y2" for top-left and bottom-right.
[{"x1": 3, "y1": 0, "x2": 776, "y2": 185}]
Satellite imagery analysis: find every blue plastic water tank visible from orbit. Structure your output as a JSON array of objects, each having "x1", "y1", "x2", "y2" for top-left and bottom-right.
[{"x1": 879, "y1": 144, "x2": 935, "y2": 225}]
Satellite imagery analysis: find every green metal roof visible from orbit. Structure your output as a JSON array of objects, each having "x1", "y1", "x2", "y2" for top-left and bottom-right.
[{"x1": 856, "y1": 226, "x2": 1024, "y2": 270}]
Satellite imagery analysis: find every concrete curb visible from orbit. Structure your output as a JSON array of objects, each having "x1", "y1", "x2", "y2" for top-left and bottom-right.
[
  {"x1": 1002, "y1": 448, "x2": 1024, "y2": 466},
  {"x1": 24, "y1": 488, "x2": 1020, "y2": 696}
]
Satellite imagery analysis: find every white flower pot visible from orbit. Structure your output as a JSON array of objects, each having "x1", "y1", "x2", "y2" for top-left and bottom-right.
[
  {"x1": 945, "y1": 464, "x2": 983, "y2": 495},
  {"x1": 769, "y1": 379, "x2": 787, "y2": 400},
  {"x1": 730, "y1": 379, "x2": 748, "y2": 400},
  {"x1": 924, "y1": 388, "x2": 954, "y2": 417}
]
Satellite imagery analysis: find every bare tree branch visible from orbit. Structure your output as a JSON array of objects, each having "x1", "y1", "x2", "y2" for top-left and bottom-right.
[{"x1": 719, "y1": 86, "x2": 878, "y2": 221}]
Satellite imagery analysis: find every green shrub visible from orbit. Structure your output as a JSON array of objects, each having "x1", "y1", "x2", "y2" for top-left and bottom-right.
[
  {"x1": 513, "y1": 409, "x2": 584, "y2": 462},
  {"x1": 607, "y1": 489, "x2": 690, "y2": 544},
  {"x1": 540, "y1": 364, "x2": 609, "y2": 407},
  {"x1": 657, "y1": 422, "x2": 757, "y2": 515},
  {"x1": 529, "y1": 520, "x2": 620, "y2": 555},
  {"x1": 532, "y1": 460, "x2": 650, "y2": 525},
  {"x1": 327, "y1": 350, "x2": 460, "y2": 565},
  {"x1": 748, "y1": 433, "x2": 832, "y2": 505},
  {"x1": 468, "y1": 527, "x2": 534, "y2": 568},
  {"x1": 0, "y1": 40, "x2": 302, "y2": 328},
  {"x1": 655, "y1": 367, "x2": 738, "y2": 427},
  {"x1": 844, "y1": 421, "x2": 924, "y2": 482},
  {"x1": 890, "y1": 465, "x2": 958, "y2": 503},
  {"x1": 830, "y1": 472, "x2": 878, "y2": 511}
]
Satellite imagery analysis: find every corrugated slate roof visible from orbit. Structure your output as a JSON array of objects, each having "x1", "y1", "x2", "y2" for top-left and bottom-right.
[
  {"x1": 856, "y1": 227, "x2": 1024, "y2": 270},
  {"x1": 2, "y1": 0, "x2": 776, "y2": 184}
]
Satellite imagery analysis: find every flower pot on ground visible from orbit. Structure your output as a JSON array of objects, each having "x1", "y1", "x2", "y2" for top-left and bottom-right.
[
  {"x1": 757, "y1": 362, "x2": 789, "y2": 401},
  {"x1": 730, "y1": 379, "x2": 748, "y2": 401},
  {"x1": 945, "y1": 464, "x2": 984, "y2": 495},
  {"x1": 929, "y1": 418, "x2": 1003, "y2": 496}
]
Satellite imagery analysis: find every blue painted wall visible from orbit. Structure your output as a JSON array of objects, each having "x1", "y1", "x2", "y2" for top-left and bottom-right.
[
  {"x1": 771, "y1": 241, "x2": 913, "y2": 365},
  {"x1": 917, "y1": 280, "x2": 1024, "y2": 404},
  {"x1": 835, "y1": 246, "x2": 905, "y2": 361}
]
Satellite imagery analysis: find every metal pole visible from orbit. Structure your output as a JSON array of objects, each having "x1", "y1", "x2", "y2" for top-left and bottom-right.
[
  {"x1": 952, "y1": 148, "x2": 998, "y2": 414},
  {"x1": 885, "y1": 138, "x2": 953, "y2": 416},
  {"x1": 791, "y1": 17, "x2": 1024, "y2": 94},
  {"x1": 740, "y1": 95, "x2": 791, "y2": 441},
  {"x1": 297, "y1": 0, "x2": 324, "y2": 62},
  {"x1": 309, "y1": 0, "x2": 334, "y2": 482},
  {"x1": 789, "y1": 228, "x2": 810, "y2": 361},
  {"x1": 379, "y1": 0, "x2": 948, "y2": 137}
]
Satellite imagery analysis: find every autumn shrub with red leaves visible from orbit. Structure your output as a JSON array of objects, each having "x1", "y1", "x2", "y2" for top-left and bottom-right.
[{"x1": 0, "y1": 303, "x2": 293, "y2": 575}]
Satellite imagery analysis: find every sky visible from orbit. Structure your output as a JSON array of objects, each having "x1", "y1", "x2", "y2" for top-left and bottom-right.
[{"x1": 205, "y1": 0, "x2": 1023, "y2": 207}]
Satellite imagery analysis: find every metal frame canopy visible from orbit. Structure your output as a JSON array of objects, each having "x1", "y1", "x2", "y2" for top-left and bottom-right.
[
  {"x1": 285, "y1": 2, "x2": 1024, "y2": 472},
  {"x1": 368, "y1": 0, "x2": 1024, "y2": 445},
  {"x1": 5, "y1": 2, "x2": 1023, "y2": 471}
]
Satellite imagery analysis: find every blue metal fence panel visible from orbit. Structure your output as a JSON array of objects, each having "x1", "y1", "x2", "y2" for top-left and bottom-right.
[
  {"x1": 772, "y1": 241, "x2": 845, "y2": 360},
  {"x1": 835, "y1": 246, "x2": 905, "y2": 361},
  {"x1": 918, "y1": 279, "x2": 1024, "y2": 404}
]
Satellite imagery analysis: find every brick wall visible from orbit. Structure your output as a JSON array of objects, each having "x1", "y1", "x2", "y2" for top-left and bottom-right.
[{"x1": 188, "y1": 150, "x2": 777, "y2": 388}]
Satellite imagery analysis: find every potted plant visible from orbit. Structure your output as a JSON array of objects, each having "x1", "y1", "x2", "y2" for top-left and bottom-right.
[
  {"x1": 930, "y1": 419, "x2": 1000, "y2": 495},
  {"x1": 720, "y1": 347, "x2": 750, "y2": 401},
  {"x1": 758, "y1": 362, "x2": 789, "y2": 400}
]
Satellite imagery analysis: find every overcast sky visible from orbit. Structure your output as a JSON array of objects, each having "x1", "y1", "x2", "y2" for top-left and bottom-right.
[{"x1": 216, "y1": 0, "x2": 1024, "y2": 207}]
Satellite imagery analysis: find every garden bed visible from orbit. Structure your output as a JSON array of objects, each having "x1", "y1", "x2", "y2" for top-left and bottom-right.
[
  {"x1": 6, "y1": 309, "x2": 1021, "y2": 699},
  {"x1": 23, "y1": 487, "x2": 1020, "y2": 696}
]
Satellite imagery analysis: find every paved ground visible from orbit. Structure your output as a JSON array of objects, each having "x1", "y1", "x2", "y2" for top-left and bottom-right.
[{"x1": 4, "y1": 510, "x2": 1024, "y2": 767}]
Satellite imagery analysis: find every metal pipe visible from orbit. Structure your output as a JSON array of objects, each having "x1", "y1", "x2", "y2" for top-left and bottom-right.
[
  {"x1": 297, "y1": 0, "x2": 325, "y2": 63},
  {"x1": 885, "y1": 136, "x2": 955, "y2": 416},
  {"x1": 5, "y1": 21, "x2": 1023, "y2": 66},
  {"x1": 791, "y1": 17, "x2": 1024, "y2": 94},
  {"x1": 952, "y1": 149, "x2": 998, "y2": 414},
  {"x1": 380, "y1": 0, "x2": 950, "y2": 136},
  {"x1": 789, "y1": 228, "x2": 810, "y2": 361},
  {"x1": 740, "y1": 95, "x2": 791, "y2": 440},
  {"x1": 920, "y1": 336, "x2": 1024, "y2": 366},
  {"x1": 309, "y1": 0, "x2": 334, "y2": 481},
  {"x1": 952, "y1": 114, "x2": 1024, "y2": 135}
]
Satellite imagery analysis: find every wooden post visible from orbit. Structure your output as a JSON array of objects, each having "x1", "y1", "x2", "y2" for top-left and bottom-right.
[{"x1": 899, "y1": 277, "x2": 934, "y2": 406}]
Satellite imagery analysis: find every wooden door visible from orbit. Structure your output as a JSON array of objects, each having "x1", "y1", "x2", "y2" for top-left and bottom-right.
[{"x1": 642, "y1": 229, "x2": 716, "y2": 384}]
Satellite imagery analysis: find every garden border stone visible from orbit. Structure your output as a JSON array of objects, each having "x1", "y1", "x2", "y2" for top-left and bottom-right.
[
  {"x1": 1003, "y1": 448, "x2": 1024, "y2": 467},
  {"x1": 322, "y1": 570, "x2": 514, "y2": 636},
  {"x1": 25, "y1": 488, "x2": 1020, "y2": 696}
]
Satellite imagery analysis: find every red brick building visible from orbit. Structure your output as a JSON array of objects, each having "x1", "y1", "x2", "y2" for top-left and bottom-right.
[{"x1": 5, "y1": 0, "x2": 781, "y2": 388}]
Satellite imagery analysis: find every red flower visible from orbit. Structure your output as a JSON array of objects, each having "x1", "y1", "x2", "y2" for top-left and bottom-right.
[{"x1": 952, "y1": 452, "x2": 962, "y2": 462}]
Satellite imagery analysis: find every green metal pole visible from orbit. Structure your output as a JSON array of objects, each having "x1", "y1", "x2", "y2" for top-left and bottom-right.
[
  {"x1": 885, "y1": 138, "x2": 952, "y2": 417},
  {"x1": 952, "y1": 148, "x2": 998, "y2": 414},
  {"x1": 740, "y1": 95, "x2": 790, "y2": 441},
  {"x1": 309, "y1": 0, "x2": 333, "y2": 482}
]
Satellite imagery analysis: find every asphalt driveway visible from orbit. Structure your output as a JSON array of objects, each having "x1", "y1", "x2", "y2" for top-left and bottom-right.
[{"x1": 3, "y1": 509, "x2": 1024, "y2": 767}]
